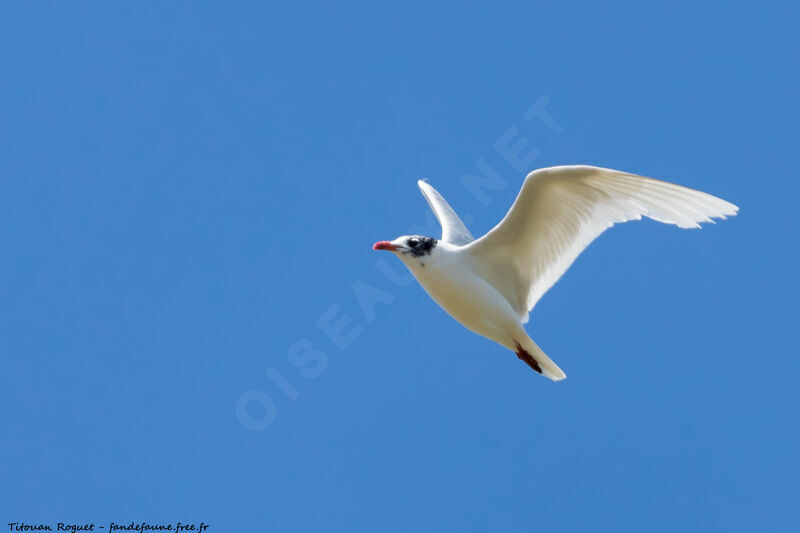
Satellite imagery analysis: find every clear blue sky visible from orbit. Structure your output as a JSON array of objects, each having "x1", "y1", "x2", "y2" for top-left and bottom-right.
[{"x1": 1, "y1": 2, "x2": 798, "y2": 532}]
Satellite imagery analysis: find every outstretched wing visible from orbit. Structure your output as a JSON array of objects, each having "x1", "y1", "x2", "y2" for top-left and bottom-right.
[
  {"x1": 466, "y1": 166, "x2": 738, "y2": 322},
  {"x1": 418, "y1": 180, "x2": 474, "y2": 245}
]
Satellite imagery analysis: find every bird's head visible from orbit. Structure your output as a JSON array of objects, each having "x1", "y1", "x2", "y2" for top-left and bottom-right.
[{"x1": 372, "y1": 235, "x2": 438, "y2": 264}]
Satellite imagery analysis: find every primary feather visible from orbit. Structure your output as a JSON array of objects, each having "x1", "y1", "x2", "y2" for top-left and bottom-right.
[
  {"x1": 466, "y1": 166, "x2": 739, "y2": 322},
  {"x1": 418, "y1": 179, "x2": 475, "y2": 246}
]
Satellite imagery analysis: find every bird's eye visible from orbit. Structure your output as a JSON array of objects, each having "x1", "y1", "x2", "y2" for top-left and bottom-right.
[{"x1": 408, "y1": 238, "x2": 419, "y2": 247}]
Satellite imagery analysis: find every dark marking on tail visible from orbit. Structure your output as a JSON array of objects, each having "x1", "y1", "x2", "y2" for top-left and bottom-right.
[{"x1": 515, "y1": 342, "x2": 543, "y2": 374}]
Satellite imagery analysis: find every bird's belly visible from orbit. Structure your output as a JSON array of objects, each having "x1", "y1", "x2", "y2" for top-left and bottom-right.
[{"x1": 413, "y1": 266, "x2": 518, "y2": 347}]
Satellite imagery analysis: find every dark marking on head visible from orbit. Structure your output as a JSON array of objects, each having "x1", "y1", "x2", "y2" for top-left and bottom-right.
[{"x1": 402, "y1": 235, "x2": 437, "y2": 258}]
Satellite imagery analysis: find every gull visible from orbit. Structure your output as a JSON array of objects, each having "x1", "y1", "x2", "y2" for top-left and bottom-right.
[{"x1": 372, "y1": 165, "x2": 738, "y2": 381}]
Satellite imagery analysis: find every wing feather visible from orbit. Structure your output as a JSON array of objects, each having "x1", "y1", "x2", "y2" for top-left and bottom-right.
[
  {"x1": 418, "y1": 180, "x2": 474, "y2": 245},
  {"x1": 466, "y1": 166, "x2": 738, "y2": 322}
]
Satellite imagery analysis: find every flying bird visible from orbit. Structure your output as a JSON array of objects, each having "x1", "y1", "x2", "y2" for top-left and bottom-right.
[{"x1": 372, "y1": 165, "x2": 738, "y2": 381}]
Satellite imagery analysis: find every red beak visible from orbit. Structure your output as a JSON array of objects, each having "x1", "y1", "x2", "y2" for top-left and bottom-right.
[{"x1": 372, "y1": 241, "x2": 397, "y2": 251}]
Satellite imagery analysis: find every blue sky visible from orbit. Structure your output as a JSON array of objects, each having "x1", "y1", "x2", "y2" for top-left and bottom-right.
[{"x1": 1, "y1": 2, "x2": 798, "y2": 532}]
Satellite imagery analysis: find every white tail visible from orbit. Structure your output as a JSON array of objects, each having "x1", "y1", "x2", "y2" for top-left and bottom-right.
[{"x1": 517, "y1": 336, "x2": 566, "y2": 381}]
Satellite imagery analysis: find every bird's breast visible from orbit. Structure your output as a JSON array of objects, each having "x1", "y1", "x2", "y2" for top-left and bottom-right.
[{"x1": 410, "y1": 259, "x2": 520, "y2": 342}]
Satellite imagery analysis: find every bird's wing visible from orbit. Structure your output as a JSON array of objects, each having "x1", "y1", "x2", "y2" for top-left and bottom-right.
[
  {"x1": 418, "y1": 180, "x2": 475, "y2": 246},
  {"x1": 466, "y1": 165, "x2": 738, "y2": 322}
]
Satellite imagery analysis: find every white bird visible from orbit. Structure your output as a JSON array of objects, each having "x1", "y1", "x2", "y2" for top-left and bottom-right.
[{"x1": 373, "y1": 165, "x2": 738, "y2": 381}]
